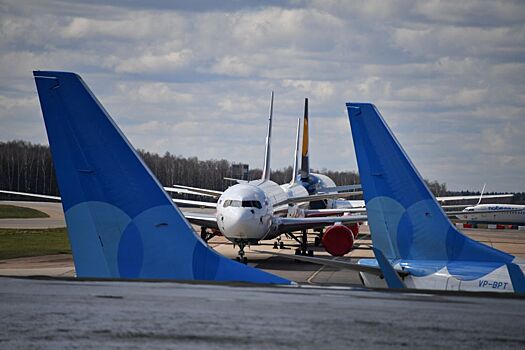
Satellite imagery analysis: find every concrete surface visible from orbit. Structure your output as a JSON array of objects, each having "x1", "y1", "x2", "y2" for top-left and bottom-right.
[
  {"x1": 1, "y1": 276, "x2": 525, "y2": 349},
  {"x1": 0, "y1": 201, "x2": 65, "y2": 229}
]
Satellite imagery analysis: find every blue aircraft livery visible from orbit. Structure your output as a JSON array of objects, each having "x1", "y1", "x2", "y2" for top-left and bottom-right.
[
  {"x1": 345, "y1": 102, "x2": 525, "y2": 293},
  {"x1": 33, "y1": 71, "x2": 290, "y2": 284}
]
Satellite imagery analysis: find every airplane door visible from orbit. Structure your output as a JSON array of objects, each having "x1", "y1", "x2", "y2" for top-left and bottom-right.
[{"x1": 446, "y1": 277, "x2": 460, "y2": 291}]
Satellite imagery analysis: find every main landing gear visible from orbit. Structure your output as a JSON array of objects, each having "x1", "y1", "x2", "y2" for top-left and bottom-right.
[
  {"x1": 289, "y1": 229, "x2": 314, "y2": 257},
  {"x1": 314, "y1": 228, "x2": 323, "y2": 247},
  {"x1": 273, "y1": 236, "x2": 285, "y2": 249}
]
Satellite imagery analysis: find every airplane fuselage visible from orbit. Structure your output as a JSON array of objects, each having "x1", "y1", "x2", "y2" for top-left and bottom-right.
[
  {"x1": 359, "y1": 259, "x2": 525, "y2": 292},
  {"x1": 456, "y1": 204, "x2": 525, "y2": 225},
  {"x1": 215, "y1": 180, "x2": 308, "y2": 243}
]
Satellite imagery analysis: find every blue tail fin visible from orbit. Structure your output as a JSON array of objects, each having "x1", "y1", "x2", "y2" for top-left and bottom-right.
[
  {"x1": 346, "y1": 103, "x2": 513, "y2": 265},
  {"x1": 33, "y1": 71, "x2": 289, "y2": 284}
]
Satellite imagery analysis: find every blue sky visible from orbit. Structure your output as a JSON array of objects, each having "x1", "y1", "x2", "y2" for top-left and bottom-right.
[{"x1": 1, "y1": 0, "x2": 524, "y2": 191}]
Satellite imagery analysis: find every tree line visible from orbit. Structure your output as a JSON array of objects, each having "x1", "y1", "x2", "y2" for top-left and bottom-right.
[{"x1": 0, "y1": 139, "x2": 522, "y2": 204}]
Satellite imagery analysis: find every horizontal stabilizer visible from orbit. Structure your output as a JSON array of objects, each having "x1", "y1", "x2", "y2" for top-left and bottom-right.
[
  {"x1": 373, "y1": 248, "x2": 406, "y2": 289},
  {"x1": 254, "y1": 250, "x2": 389, "y2": 276}
]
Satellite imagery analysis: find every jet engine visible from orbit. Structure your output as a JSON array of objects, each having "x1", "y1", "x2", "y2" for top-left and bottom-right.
[
  {"x1": 346, "y1": 222, "x2": 359, "y2": 239},
  {"x1": 322, "y1": 224, "x2": 355, "y2": 256}
]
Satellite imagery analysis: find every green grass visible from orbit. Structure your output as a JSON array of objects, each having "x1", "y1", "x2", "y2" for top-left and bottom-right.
[
  {"x1": 0, "y1": 204, "x2": 49, "y2": 219},
  {"x1": 0, "y1": 227, "x2": 71, "y2": 260}
]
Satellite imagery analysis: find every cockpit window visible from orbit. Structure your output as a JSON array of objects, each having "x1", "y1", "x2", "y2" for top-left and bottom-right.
[
  {"x1": 223, "y1": 199, "x2": 261, "y2": 209},
  {"x1": 242, "y1": 200, "x2": 262, "y2": 209}
]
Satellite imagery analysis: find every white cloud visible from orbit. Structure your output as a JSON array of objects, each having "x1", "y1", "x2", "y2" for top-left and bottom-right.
[{"x1": 0, "y1": 0, "x2": 524, "y2": 191}]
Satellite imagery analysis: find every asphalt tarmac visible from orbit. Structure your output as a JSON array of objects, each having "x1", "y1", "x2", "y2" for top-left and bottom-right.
[{"x1": 1, "y1": 276, "x2": 525, "y2": 349}]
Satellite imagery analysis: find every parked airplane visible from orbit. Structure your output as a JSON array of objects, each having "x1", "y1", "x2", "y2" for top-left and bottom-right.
[
  {"x1": 27, "y1": 70, "x2": 292, "y2": 284},
  {"x1": 171, "y1": 93, "x2": 366, "y2": 261},
  {"x1": 263, "y1": 102, "x2": 525, "y2": 293},
  {"x1": 457, "y1": 204, "x2": 525, "y2": 225}
]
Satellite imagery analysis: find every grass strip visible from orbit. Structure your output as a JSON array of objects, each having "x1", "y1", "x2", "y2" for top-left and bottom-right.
[
  {"x1": 0, "y1": 227, "x2": 70, "y2": 260},
  {"x1": 0, "y1": 204, "x2": 50, "y2": 219}
]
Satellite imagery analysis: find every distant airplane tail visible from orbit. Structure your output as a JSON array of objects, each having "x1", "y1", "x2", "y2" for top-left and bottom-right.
[
  {"x1": 33, "y1": 71, "x2": 290, "y2": 284},
  {"x1": 346, "y1": 103, "x2": 513, "y2": 265},
  {"x1": 261, "y1": 91, "x2": 274, "y2": 182},
  {"x1": 300, "y1": 98, "x2": 309, "y2": 181},
  {"x1": 289, "y1": 117, "x2": 301, "y2": 184}
]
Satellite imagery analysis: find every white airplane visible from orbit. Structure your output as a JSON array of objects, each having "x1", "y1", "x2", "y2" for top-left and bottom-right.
[
  {"x1": 457, "y1": 204, "x2": 525, "y2": 225},
  {"x1": 264, "y1": 102, "x2": 525, "y2": 294},
  {"x1": 170, "y1": 92, "x2": 367, "y2": 261}
]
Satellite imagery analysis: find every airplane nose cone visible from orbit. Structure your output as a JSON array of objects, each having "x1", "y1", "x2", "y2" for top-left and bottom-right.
[{"x1": 220, "y1": 208, "x2": 261, "y2": 240}]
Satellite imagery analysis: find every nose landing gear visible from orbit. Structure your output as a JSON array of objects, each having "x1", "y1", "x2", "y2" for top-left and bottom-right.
[{"x1": 234, "y1": 240, "x2": 248, "y2": 264}]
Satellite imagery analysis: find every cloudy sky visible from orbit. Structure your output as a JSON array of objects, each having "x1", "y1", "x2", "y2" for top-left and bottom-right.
[{"x1": 1, "y1": 0, "x2": 524, "y2": 192}]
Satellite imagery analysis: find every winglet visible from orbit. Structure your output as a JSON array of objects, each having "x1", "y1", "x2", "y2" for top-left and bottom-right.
[
  {"x1": 261, "y1": 91, "x2": 274, "y2": 181},
  {"x1": 506, "y1": 263, "x2": 525, "y2": 294},
  {"x1": 373, "y1": 247, "x2": 406, "y2": 289}
]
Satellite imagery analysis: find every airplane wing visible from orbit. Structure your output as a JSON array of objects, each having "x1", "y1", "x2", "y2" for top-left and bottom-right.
[
  {"x1": 277, "y1": 191, "x2": 363, "y2": 207},
  {"x1": 436, "y1": 194, "x2": 513, "y2": 202},
  {"x1": 183, "y1": 211, "x2": 219, "y2": 230},
  {"x1": 165, "y1": 185, "x2": 223, "y2": 198},
  {"x1": 0, "y1": 190, "x2": 61, "y2": 201},
  {"x1": 445, "y1": 208, "x2": 523, "y2": 216},
  {"x1": 0, "y1": 189, "x2": 217, "y2": 209},
  {"x1": 254, "y1": 250, "x2": 409, "y2": 277},
  {"x1": 224, "y1": 177, "x2": 248, "y2": 184},
  {"x1": 171, "y1": 198, "x2": 217, "y2": 208},
  {"x1": 303, "y1": 208, "x2": 367, "y2": 217},
  {"x1": 276, "y1": 214, "x2": 368, "y2": 233},
  {"x1": 318, "y1": 184, "x2": 362, "y2": 193}
]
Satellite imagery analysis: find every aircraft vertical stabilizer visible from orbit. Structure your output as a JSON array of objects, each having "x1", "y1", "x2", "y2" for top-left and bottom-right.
[
  {"x1": 300, "y1": 98, "x2": 309, "y2": 181},
  {"x1": 33, "y1": 71, "x2": 290, "y2": 284},
  {"x1": 346, "y1": 103, "x2": 513, "y2": 267},
  {"x1": 290, "y1": 117, "x2": 301, "y2": 184},
  {"x1": 261, "y1": 91, "x2": 274, "y2": 182}
]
